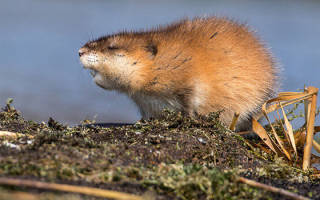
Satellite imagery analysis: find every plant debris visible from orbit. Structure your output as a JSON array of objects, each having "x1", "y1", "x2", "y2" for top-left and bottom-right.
[{"x1": 0, "y1": 100, "x2": 319, "y2": 199}]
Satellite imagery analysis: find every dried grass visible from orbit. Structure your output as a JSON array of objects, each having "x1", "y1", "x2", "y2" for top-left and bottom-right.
[{"x1": 232, "y1": 86, "x2": 320, "y2": 170}]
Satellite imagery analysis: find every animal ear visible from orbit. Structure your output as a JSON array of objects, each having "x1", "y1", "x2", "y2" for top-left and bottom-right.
[{"x1": 145, "y1": 42, "x2": 158, "y2": 58}]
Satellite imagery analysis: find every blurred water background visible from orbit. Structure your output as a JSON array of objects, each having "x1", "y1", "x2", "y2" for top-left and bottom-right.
[{"x1": 0, "y1": 0, "x2": 320, "y2": 125}]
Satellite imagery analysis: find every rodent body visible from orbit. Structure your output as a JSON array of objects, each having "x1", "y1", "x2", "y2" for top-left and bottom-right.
[{"x1": 79, "y1": 17, "x2": 278, "y2": 130}]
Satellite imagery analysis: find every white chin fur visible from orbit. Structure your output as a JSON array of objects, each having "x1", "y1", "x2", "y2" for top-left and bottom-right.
[{"x1": 92, "y1": 71, "x2": 114, "y2": 90}]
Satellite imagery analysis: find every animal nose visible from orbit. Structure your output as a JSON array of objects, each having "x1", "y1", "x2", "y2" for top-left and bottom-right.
[{"x1": 78, "y1": 48, "x2": 88, "y2": 57}]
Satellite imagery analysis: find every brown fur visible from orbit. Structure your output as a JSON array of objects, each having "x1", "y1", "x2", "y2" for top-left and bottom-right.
[{"x1": 79, "y1": 17, "x2": 278, "y2": 130}]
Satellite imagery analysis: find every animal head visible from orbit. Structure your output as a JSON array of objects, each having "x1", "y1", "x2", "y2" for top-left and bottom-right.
[{"x1": 79, "y1": 33, "x2": 158, "y2": 91}]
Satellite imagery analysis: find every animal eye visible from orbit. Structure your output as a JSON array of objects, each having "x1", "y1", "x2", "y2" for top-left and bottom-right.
[{"x1": 108, "y1": 46, "x2": 119, "y2": 50}]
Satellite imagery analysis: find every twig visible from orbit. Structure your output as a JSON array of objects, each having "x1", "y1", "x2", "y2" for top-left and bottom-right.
[
  {"x1": 238, "y1": 177, "x2": 310, "y2": 200},
  {"x1": 0, "y1": 177, "x2": 143, "y2": 200},
  {"x1": 303, "y1": 87, "x2": 318, "y2": 170},
  {"x1": 236, "y1": 130, "x2": 251, "y2": 135}
]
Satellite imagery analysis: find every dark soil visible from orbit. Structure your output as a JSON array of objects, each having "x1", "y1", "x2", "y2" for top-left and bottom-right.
[{"x1": 0, "y1": 101, "x2": 319, "y2": 200}]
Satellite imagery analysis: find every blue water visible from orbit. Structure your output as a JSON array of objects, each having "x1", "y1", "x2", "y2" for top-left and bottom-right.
[{"x1": 1, "y1": 0, "x2": 320, "y2": 125}]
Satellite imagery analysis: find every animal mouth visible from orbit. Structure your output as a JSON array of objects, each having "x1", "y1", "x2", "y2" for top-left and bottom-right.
[{"x1": 90, "y1": 69, "x2": 97, "y2": 77}]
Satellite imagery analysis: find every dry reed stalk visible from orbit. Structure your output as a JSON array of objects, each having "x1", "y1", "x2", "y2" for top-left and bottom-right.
[
  {"x1": 302, "y1": 87, "x2": 318, "y2": 170},
  {"x1": 304, "y1": 96, "x2": 311, "y2": 129},
  {"x1": 242, "y1": 86, "x2": 319, "y2": 168},
  {"x1": 292, "y1": 130, "x2": 320, "y2": 154},
  {"x1": 293, "y1": 130, "x2": 307, "y2": 147},
  {"x1": 263, "y1": 110, "x2": 292, "y2": 160},
  {"x1": 251, "y1": 118, "x2": 280, "y2": 154},
  {"x1": 229, "y1": 112, "x2": 239, "y2": 131},
  {"x1": 312, "y1": 139, "x2": 320, "y2": 154},
  {"x1": 280, "y1": 104, "x2": 297, "y2": 158},
  {"x1": 0, "y1": 178, "x2": 143, "y2": 200},
  {"x1": 263, "y1": 92, "x2": 315, "y2": 114},
  {"x1": 276, "y1": 110, "x2": 290, "y2": 145}
]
